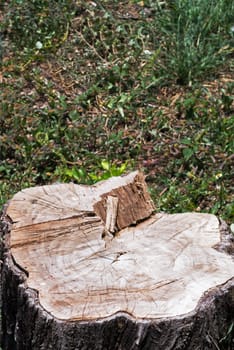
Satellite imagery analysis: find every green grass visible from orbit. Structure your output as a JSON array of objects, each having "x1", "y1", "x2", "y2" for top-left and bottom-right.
[
  {"x1": 0, "y1": 0, "x2": 234, "y2": 226},
  {"x1": 151, "y1": 0, "x2": 234, "y2": 85}
]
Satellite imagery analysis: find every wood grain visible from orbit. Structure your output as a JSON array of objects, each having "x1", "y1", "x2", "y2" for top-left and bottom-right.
[{"x1": 5, "y1": 172, "x2": 234, "y2": 322}]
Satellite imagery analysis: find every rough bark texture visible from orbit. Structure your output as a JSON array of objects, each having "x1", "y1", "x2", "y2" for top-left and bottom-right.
[{"x1": 1, "y1": 171, "x2": 234, "y2": 350}]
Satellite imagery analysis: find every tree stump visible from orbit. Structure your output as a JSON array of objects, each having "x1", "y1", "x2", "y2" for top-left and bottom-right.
[{"x1": 1, "y1": 171, "x2": 234, "y2": 350}]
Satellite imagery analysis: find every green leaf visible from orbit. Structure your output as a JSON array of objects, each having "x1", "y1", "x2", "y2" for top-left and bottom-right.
[
  {"x1": 119, "y1": 163, "x2": 127, "y2": 173},
  {"x1": 64, "y1": 168, "x2": 73, "y2": 178},
  {"x1": 101, "y1": 160, "x2": 110, "y2": 171},
  {"x1": 117, "y1": 105, "x2": 125, "y2": 118},
  {"x1": 0, "y1": 165, "x2": 6, "y2": 172},
  {"x1": 183, "y1": 147, "x2": 194, "y2": 161},
  {"x1": 180, "y1": 137, "x2": 192, "y2": 145}
]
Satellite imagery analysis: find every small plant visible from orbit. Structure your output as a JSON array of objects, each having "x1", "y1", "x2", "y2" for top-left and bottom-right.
[
  {"x1": 54, "y1": 160, "x2": 128, "y2": 184},
  {"x1": 90, "y1": 160, "x2": 128, "y2": 182}
]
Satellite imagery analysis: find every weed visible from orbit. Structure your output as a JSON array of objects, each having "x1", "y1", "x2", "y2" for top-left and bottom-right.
[{"x1": 54, "y1": 160, "x2": 128, "y2": 184}]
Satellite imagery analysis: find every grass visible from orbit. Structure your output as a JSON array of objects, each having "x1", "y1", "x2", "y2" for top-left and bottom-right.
[{"x1": 0, "y1": 0, "x2": 233, "y2": 232}]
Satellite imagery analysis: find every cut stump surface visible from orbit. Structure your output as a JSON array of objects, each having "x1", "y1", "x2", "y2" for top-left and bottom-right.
[{"x1": 1, "y1": 171, "x2": 234, "y2": 350}]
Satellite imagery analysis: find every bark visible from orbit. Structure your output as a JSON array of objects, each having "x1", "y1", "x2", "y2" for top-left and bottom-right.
[{"x1": 1, "y1": 171, "x2": 234, "y2": 350}]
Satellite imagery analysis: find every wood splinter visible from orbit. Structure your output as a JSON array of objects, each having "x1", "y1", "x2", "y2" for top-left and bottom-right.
[{"x1": 104, "y1": 195, "x2": 119, "y2": 238}]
